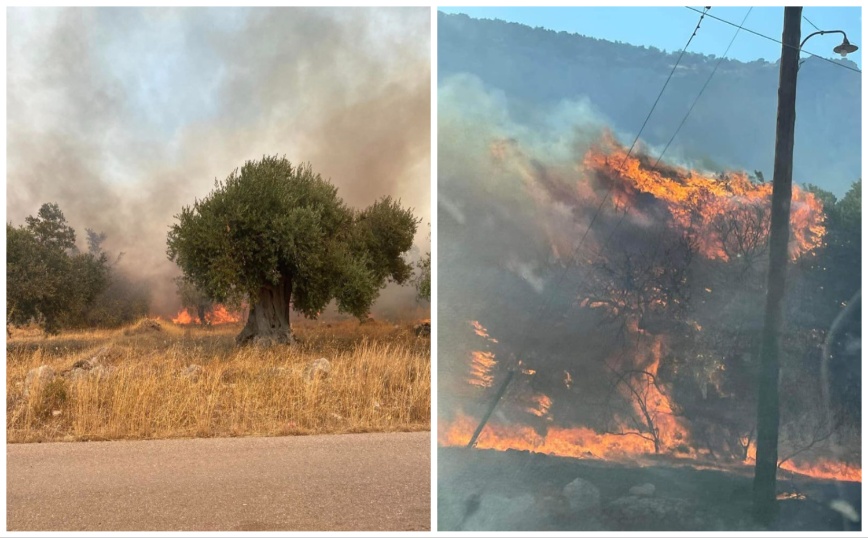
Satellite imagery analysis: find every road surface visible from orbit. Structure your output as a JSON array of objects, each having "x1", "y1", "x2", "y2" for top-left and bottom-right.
[{"x1": 8, "y1": 432, "x2": 430, "y2": 531}]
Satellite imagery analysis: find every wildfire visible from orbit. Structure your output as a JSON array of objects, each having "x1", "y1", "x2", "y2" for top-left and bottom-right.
[
  {"x1": 171, "y1": 304, "x2": 242, "y2": 325},
  {"x1": 440, "y1": 412, "x2": 663, "y2": 459},
  {"x1": 449, "y1": 133, "x2": 855, "y2": 485},
  {"x1": 470, "y1": 320, "x2": 498, "y2": 343},
  {"x1": 469, "y1": 351, "x2": 497, "y2": 388},
  {"x1": 780, "y1": 459, "x2": 862, "y2": 483},
  {"x1": 746, "y1": 445, "x2": 862, "y2": 482},
  {"x1": 527, "y1": 394, "x2": 553, "y2": 417},
  {"x1": 583, "y1": 132, "x2": 826, "y2": 260},
  {"x1": 441, "y1": 413, "x2": 861, "y2": 483}
]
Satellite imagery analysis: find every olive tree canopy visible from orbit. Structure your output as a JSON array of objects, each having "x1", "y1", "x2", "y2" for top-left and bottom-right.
[{"x1": 167, "y1": 156, "x2": 419, "y2": 345}]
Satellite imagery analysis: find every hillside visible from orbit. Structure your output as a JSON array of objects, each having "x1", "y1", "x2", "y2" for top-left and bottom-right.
[{"x1": 438, "y1": 12, "x2": 861, "y2": 196}]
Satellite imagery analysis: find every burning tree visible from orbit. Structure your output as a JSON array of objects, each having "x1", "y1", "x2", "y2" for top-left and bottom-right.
[{"x1": 167, "y1": 156, "x2": 419, "y2": 346}]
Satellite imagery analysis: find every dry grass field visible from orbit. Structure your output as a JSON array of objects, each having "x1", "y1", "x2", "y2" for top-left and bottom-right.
[{"x1": 7, "y1": 317, "x2": 430, "y2": 443}]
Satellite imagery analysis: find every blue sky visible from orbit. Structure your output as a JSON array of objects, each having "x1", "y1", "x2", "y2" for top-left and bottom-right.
[{"x1": 439, "y1": 6, "x2": 862, "y2": 69}]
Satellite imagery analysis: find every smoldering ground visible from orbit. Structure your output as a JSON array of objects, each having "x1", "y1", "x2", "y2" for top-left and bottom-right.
[{"x1": 7, "y1": 7, "x2": 430, "y2": 317}]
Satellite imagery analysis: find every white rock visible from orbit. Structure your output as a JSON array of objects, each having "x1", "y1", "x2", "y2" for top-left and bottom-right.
[
  {"x1": 181, "y1": 364, "x2": 204, "y2": 381},
  {"x1": 24, "y1": 365, "x2": 56, "y2": 397},
  {"x1": 89, "y1": 365, "x2": 115, "y2": 381},
  {"x1": 562, "y1": 477, "x2": 601, "y2": 512},
  {"x1": 304, "y1": 358, "x2": 331, "y2": 382}
]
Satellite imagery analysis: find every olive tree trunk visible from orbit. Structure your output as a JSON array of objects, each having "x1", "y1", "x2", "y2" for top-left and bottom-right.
[
  {"x1": 235, "y1": 277, "x2": 294, "y2": 346},
  {"x1": 196, "y1": 304, "x2": 209, "y2": 326}
]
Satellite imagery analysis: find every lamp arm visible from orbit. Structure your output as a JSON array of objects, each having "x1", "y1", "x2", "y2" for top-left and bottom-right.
[{"x1": 800, "y1": 29, "x2": 847, "y2": 50}]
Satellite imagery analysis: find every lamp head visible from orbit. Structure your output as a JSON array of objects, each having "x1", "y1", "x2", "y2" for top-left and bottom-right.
[{"x1": 833, "y1": 36, "x2": 858, "y2": 57}]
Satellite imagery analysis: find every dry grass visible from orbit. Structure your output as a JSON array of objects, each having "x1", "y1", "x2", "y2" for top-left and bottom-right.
[{"x1": 7, "y1": 317, "x2": 430, "y2": 443}]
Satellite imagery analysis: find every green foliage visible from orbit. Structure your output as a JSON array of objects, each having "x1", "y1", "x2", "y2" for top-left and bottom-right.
[
  {"x1": 83, "y1": 272, "x2": 151, "y2": 328},
  {"x1": 167, "y1": 156, "x2": 420, "y2": 319},
  {"x1": 415, "y1": 250, "x2": 431, "y2": 302},
  {"x1": 837, "y1": 180, "x2": 861, "y2": 233},
  {"x1": 25, "y1": 203, "x2": 76, "y2": 250},
  {"x1": 7, "y1": 203, "x2": 111, "y2": 333},
  {"x1": 804, "y1": 183, "x2": 838, "y2": 216}
]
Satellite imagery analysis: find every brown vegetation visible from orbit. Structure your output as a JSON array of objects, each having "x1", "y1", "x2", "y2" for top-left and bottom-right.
[{"x1": 7, "y1": 318, "x2": 430, "y2": 443}]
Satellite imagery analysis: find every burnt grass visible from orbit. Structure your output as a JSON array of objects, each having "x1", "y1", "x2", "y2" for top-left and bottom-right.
[{"x1": 439, "y1": 447, "x2": 861, "y2": 532}]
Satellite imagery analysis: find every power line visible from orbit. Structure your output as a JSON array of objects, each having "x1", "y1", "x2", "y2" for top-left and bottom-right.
[
  {"x1": 654, "y1": 7, "x2": 753, "y2": 167},
  {"x1": 803, "y1": 15, "x2": 821, "y2": 33},
  {"x1": 685, "y1": 6, "x2": 862, "y2": 74},
  {"x1": 512, "y1": 6, "x2": 709, "y2": 370}
]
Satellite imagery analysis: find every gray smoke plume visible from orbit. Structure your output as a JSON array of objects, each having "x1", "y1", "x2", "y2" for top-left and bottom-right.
[{"x1": 8, "y1": 7, "x2": 430, "y2": 317}]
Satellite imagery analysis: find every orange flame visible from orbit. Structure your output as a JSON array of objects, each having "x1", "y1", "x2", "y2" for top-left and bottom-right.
[
  {"x1": 440, "y1": 413, "x2": 860, "y2": 482},
  {"x1": 583, "y1": 133, "x2": 825, "y2": 260},
  {"x1": 440, "y1": 412, "x2": 660, "y2": 458},
  {"x1": 745, "y1": 444, "x2": 861, "y2": 482},
  {"x1": 453, "y1": 134, "x2": 851, "y2": 483},
  {"x1": 469, "y1": 351, "x2": 497, "y2": 388},
  {"x1": 470, "y1": 320, "x2": 498, "y2": 343},
  {"x1": 780, "y1": 459, "x2": 861, "y2": 482},
  {"x1": 172, "y1": 304, "x2": 242, "y2": 325},
  {"x1": 527, "y1": 394, "x2": 553, "y2": 417}
]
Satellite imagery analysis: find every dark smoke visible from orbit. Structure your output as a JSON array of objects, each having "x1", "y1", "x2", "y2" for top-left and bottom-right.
[{"x1": 7, "y1": 7, "x2": 430, "y2": 317}]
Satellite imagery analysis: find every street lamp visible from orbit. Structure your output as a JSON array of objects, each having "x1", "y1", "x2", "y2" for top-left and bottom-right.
[
  {"x1": 800, "y1": 29, "x2": 859, "y2": 57},
  {"x1": 834, "y1": 36, "x2": 859, "y2": 57}
]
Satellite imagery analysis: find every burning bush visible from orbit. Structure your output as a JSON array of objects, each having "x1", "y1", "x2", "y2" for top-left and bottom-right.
[{"x1": 440, "y1": 130, "x2": 860, "y2": 484}]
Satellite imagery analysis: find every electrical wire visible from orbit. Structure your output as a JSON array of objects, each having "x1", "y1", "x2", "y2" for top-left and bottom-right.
[
  {"x1": 510, "y1": 6, "x2": 709, "y2": 375},
  {"x1": 803, "y1": 15, "x2": 821, "y2": 33},
  {"x1": 685, "y1": 6, "x2": 862, "y2": 74},
  {"x1": 654, "y1": 7, "x2": 753, "y2": 167}
]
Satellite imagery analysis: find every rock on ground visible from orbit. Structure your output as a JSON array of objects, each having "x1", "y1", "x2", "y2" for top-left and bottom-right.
[
  {"x1": 24, "y1": 366, "x2": 57, "y2": 397},
  {"x1": 304, "y1": 358, "x2": 331, "y2": 382},
  {"x1": 181, "y1": 364, "x2": 204, "y2": 382},
  {"x1": 563, "y1": 477, "x2": 601, "y2": 512},
  {"x1": 65, "y1": 346, "x2": 119, "y2": 381}
]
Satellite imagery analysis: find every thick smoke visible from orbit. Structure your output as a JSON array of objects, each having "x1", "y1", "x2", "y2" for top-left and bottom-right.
[
  {"x1": 438, "y1": 73, "x2": 615, "y2": 418},
  {"x1": 7, "y1": 7, "x2": 430, "y2": 317}
]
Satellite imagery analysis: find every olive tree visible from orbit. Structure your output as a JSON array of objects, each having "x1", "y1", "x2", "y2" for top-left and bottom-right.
[
  {"x1": 167, "y1": 156, "x2": 419, "y2": 346},
  {"x1": 7, "y1": 203, "x2": 110, "y2": 334}
]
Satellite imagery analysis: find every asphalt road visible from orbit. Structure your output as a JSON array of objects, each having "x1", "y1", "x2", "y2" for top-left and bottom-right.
[{"x1": 8, "y1": 432, "x2": 430, "y2": 531}]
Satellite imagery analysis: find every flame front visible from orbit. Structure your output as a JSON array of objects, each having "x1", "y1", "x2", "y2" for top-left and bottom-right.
[
  {"x1": 468, "y1": 351, "x2": 497, "y2": 388},
  {"x1": 583, "y1": 132, "x2": 825, "y2": 261},
  {"x1": 172, "y1": 304, "x2": 242, "y2": 325}
]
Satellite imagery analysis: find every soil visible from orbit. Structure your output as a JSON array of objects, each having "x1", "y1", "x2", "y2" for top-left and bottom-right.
[{"x1": 438, "y1": 447, "x2": 861, "y2": 531}]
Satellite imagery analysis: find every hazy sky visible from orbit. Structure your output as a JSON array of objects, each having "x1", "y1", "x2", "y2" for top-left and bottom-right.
[
  {"x1": 7, "y1": 7, "x2": 430, "y2": 315},
  {"x1": 439, "y1": 6, "x2": 863, "y2": 69}
]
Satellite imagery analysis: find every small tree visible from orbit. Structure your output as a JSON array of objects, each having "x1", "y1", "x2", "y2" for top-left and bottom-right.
[
  {"x1": 167, "y1": 156, "x2": 419, "y2": 345},
  {"x1": 7, "y1": 203, "x2": 110, "y2": 334}
]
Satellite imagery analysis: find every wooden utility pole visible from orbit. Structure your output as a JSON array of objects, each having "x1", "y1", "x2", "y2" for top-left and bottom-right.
[{"x1": 753, "y1": 6, "x2": 802, "y2": 524}]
